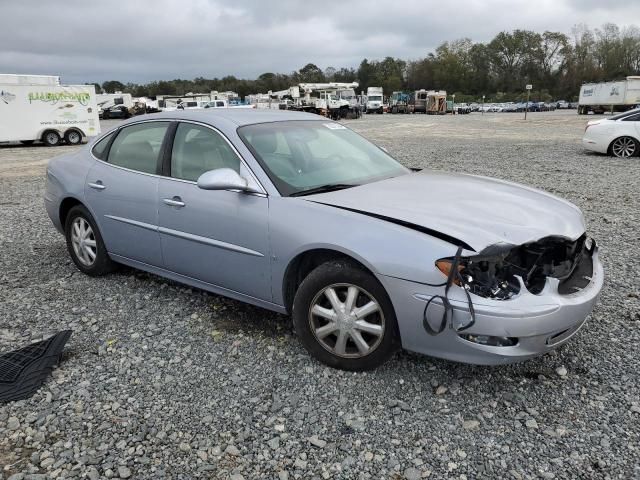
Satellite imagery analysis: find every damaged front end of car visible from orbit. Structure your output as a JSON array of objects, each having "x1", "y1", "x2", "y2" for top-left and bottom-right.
[
  {"x1": 416, "y1": 233, "x2": 602, "y2": 357},
  {"x1": 435, "y1": 234, "x2": 596, "y2": 302}
]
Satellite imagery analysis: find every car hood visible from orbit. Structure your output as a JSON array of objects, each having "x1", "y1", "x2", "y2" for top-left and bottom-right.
[{"x1": 305, "y1": 170, "x2": 585, "y2": 252}]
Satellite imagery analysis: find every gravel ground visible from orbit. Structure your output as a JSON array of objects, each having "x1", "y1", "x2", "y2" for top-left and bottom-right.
[{"x1": 1, "y1": 111, "x2": 639, "y2": 479}]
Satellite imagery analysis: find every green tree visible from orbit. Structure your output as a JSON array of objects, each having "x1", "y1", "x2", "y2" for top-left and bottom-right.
[{"x1": 101, "y1": 80, "x2": 126, "y2": 93}]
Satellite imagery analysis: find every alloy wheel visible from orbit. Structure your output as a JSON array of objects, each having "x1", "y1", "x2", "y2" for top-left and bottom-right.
[
  {"x1": 309, "y1": 283, "x2": 385, "y2": 358},
  {"x1": 71, "y1": 217, "x2": 97, "y2": 266},
  {"x1": 611, "y1": 137, "x2": 637, "y2": 158}
]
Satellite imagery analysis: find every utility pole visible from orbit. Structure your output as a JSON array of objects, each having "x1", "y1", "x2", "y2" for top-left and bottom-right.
[{"x1": 482, "y1": 95, "x2": 485, "y2": 116}]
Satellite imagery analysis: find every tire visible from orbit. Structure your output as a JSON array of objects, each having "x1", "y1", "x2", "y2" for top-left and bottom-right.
[
  {"x1": 609, "y1": 136, "x2": 639, "y2": 158},
  {"x1": 42, "y1": 131, "x2": 61, "y2": 147},
  {"x1": 64, "y1": 130, "x2": 82, "y2": 145},
  {"x1": 64, "y1": 205, "x2": 115, "y2": 276},
  {"x1": 292, "y1": 260, "x2": 400, "y2": 371}
]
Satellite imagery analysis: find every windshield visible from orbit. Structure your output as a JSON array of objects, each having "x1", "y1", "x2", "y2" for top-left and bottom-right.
[
  {"x1": 368, "y1": 96, "x2": 382, "y2": 101},
  {"x1": 238, "y1": 121, "x2": 409, "y2": 196}
]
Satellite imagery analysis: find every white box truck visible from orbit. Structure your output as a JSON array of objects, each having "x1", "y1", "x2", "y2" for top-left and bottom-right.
[
  {"x1": 578, "y1": 76, "x2": 640, "y2": 114},
  {"x1": 0, "y1": 74, "x2": 100, "y2": 146},
  {"x1": 366, "y1": 87, "x2": 384, "y2": 114}
]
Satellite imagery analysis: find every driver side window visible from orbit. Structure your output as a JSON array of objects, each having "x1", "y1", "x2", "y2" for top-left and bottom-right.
[{"x1": 171, "y1": 123, "x2": 240, "y2": 181}]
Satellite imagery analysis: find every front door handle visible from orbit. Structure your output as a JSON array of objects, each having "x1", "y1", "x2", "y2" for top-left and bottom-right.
[
  {"x1": 163, "y1": 197, "x2": 185, "y2": 208},
  {"x1": 88, "y1": 181, "x2": 105, "y2": 190}
]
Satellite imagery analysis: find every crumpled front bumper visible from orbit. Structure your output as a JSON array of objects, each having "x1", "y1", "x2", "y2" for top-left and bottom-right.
[{"x1": 378, "y1": 248, "x2": 604, "y2": 365}]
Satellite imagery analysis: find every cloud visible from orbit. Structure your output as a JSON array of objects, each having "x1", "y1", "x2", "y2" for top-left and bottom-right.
[{"x1": 1, "y1": 0, "x2": 639, "y2": 84}]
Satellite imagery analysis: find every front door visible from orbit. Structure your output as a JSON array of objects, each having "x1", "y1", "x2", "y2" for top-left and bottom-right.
[
  {"x1": 158, "y1": 121, "x2": 271, "y2": 301},
  {"x1": 85, "y1": 121, "x2": 170, "y2": 267}
]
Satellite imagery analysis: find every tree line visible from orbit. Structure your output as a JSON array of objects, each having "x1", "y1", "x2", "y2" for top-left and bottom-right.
[{"x1": 96, "y1": 23, "x2": 640, "y2": 102}]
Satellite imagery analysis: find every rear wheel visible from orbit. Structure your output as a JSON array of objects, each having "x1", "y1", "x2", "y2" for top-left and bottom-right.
[
  {"x1": 610, "y1": 136, "x2": 638, "y2": 158},
  {"x1": 42, "y1": 131, "x2": 61, "y2": 147},
  {"x1": 64, "y1": 205, "x2": 115, "y2": 276},
  {"x1": 64, "y1": 130, "x2": 82, "y2": 145},
  {"x1": 292, "y1": 260, "x2": 399, "y2": 371}
]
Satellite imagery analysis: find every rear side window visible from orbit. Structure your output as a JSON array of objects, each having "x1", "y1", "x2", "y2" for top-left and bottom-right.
[
  {"x1": 107, "y1": 122, "x2": 169, "y2": 174},
  {"x1": 91, "y1": 132, "x2": 114, "y2": 160},
  {"x1": 622, "y1": 113, "x2": 640, "y2": 121}
]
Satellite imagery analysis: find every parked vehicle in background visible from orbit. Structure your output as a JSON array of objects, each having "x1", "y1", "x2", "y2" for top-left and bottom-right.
[
  {"x1": 583, "y1": 107, "x2": 640, "y2": 158},
  {"x1": 427, "y1": 92, "x2": 447, "y2": 114},
  {"x1": 556, "y1": 100, "x2": 570, "y2": 109},
  {"x1": 411, "y1": 89, "x2": 428, "y2": 113},
  {"x1": 578, "y1": 76, "x2": 640, "y2": 114},
  {"x1": 390, "y1": 92, "x2": 411, "y2": 114},
  {"x1": 454, "y1": 103, "x2": 472, "y2": 114},
  {"x1": 0, "y1": 73, "x2": 99, "y2": 146},
  {"x1": 97, "y1": 93, "x2": 133, "y2": 119},
  {"x1": 204, "y1": 99, "x2": 255, "y2": 109},
  {"x1": 366, "y1": 87, "x2": 384, "y2": 114},
  {"x1": 101, "y1": 105, "x2": 131, "y2": 120},
  {"x1": 45, "y1": 109, "x2": 603, "y2": 370}
]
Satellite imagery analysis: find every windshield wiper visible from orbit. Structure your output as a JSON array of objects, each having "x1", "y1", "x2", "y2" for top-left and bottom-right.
[{"x1": 289, "y1": 183, "x2": 359, "y2": 197}]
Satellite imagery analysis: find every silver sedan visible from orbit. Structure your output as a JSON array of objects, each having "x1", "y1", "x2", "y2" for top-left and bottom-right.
[{"x1": 45, "y1": 110, "x2": 603, "y2": 370}]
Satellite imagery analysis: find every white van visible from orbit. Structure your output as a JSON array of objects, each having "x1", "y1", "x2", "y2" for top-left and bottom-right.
[{"x1": 0, "y1": 74, "x2": 100, "y2": 146}]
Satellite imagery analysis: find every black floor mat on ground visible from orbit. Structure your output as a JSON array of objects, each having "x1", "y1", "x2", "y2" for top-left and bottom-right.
[{"x1": 0, "y1": 330, "x2": 72, "y2": 403}]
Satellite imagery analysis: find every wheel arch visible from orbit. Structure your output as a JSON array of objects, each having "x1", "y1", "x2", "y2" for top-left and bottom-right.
[
  {"x1": 59, "y1": 196, "x2": 85, "y2": 228},
  {"x1": 282, "y1": 247, "x2": 379, "y2": 315}
]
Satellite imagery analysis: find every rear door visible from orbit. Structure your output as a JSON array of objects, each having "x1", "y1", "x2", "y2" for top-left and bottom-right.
[
  {"x1": 85, "y1": 121, "x2": 170, "y2": 266},
  {"x1": 157, "y1": 121, "x2": 271, "y2": 300}
]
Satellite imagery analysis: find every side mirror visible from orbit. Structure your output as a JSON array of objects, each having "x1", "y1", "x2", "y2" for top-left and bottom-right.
[{"x1": 197, "y1": 168, "x2": 260, "y2": 193}]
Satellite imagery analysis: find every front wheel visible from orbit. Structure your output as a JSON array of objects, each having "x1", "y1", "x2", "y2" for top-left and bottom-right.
[
  {"x1": 292, "y1": 260, "x2": 400, "y2": 371},
  {"x1": 64, "y1": 205, "x2": 115, "y2": 276},
  {"x1": 610, "y1": 136, "x2": 638, "y2": 158}
]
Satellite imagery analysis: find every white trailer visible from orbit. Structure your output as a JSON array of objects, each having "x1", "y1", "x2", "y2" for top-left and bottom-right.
[
  {"x1": 578, "y1": 76, "x2": 640, "y2": 114},
  {"x1": 96, "y1": 93, "x2": 133, "y2": 109},
  {"x1": 0, "y1": 74, "x2": 100, "y2": 146}
]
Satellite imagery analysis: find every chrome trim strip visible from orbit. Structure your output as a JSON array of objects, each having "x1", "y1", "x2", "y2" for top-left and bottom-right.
[
  {"x1": 104, "y1": 215, "x2": 158, "y2": 232},
  {"x1": 103, "y1": 215, "x2": 263, "y2": 257},
  {"x1": 158, "y1": 226, "x2": 264, "y2": 257}
]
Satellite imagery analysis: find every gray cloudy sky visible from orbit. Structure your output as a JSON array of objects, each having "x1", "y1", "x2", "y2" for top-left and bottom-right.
[{"x1": 1, "y1": 0, "x2": 638, "y2": 84}]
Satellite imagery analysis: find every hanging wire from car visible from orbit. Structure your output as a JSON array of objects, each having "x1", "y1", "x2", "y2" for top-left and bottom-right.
[{"x1": 422, "y1": 246, "x2": 476, "y2": 336}]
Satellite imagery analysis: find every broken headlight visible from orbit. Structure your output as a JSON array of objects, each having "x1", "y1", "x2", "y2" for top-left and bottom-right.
[
  {"x1": 436, "y1": 235, "x2": 592, "y2": 300},
  {"x1": 436, "y1": 255, "x2": 521, "y2": 300}
]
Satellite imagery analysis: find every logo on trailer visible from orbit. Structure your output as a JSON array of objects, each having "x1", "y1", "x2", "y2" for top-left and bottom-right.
[
  {"x1": 609, "y1": 86, "x2": 620, "y2": 96},
  {"x1": 28, "y1": 91, "x2": 91, "y2": 106}
]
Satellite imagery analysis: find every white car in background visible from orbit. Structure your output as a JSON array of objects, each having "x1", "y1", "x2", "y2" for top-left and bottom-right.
[{"x1": 583, "y1": 108, "x2": 640, "y2": 158}]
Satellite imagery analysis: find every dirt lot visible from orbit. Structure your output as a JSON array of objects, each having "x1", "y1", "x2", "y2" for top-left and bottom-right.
[{"x1": 1, "y1": 111, "x2": 639, "y2": 479}]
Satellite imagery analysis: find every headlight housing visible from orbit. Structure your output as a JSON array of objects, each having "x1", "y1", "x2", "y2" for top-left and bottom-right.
[{"x1": 435, "y1": 234, "x2": 593, "y2": 300}]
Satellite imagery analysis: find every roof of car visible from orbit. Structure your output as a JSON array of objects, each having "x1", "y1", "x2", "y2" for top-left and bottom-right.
[{"x1": 139, "y1": 108, "x2": 325, "y2": 126}]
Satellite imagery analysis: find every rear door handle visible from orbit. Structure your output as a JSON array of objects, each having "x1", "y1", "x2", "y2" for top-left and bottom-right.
[
  {"x1": 163, "y1": 197, "x2": 185, "y2": 208},
  {"x1": 88, "y1": 181, "x2": 105, "y2": 190}
]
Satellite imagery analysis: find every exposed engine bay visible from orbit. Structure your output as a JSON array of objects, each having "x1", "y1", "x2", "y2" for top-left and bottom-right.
[{"x1": 437, "y1": 234, "x2": 595, "y2": 300}]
